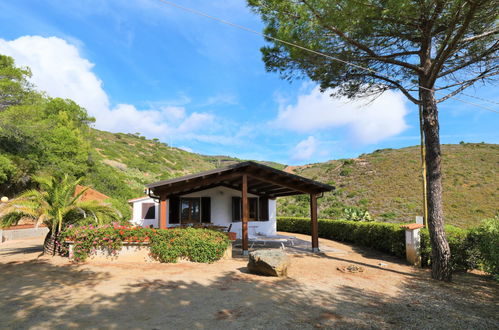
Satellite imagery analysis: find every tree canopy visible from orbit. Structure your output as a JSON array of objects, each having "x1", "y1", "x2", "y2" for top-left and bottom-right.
[{"x1": 248, "y1": 0, "x2": 498, "y2": 102}]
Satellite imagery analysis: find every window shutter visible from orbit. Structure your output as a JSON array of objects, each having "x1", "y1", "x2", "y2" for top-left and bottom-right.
[
  {"x1": 201, "y1": 197, "x2": 211, "y2": 223},
  {"x1": 232, "y1": 197, "x2": 241, "y2": 222},
  {"x1": 142, "y1": 203, "x2": 156, "y2": 220},
  {"x1": 259, "y1": 197, "x2": 269, "y2": 221},
  {"x1": 169, "y1": 196, "x2": 180, "y2": 224}
]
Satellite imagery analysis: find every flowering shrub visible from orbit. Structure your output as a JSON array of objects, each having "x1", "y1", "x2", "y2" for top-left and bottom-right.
[
  {"x1": 149, "y1": 227, "x2": 231, "y2": 263},
  {"x1": 60, "y1": 224, "x2": 230, "y2": 263}
]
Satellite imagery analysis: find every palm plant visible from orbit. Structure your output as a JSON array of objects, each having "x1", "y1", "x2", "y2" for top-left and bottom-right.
[{"x1": 0, "y1": 174, "x2": 120, "y2": 254}]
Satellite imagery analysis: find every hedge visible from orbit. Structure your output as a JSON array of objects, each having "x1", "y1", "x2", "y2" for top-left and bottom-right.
[
  {"x1": 277, "y1": 217, "x2": 406, "y2": 257},
  {"x1": 277, "y1": 216, "x2": 499, "y2": 277},
  {"x1": 61, "y1": 224, "x2": 230, "y2": 263}
]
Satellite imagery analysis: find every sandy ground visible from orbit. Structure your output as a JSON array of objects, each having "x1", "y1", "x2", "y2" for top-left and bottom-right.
[{"x1": 0, "y1": 233, "x2": 497, "y2": 330}]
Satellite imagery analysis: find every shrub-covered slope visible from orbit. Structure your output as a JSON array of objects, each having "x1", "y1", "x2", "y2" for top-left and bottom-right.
[
  {"x1": 279, "y1": 143, "x2": 498, "y2": 228},
  {"x1": 84, "y1": 129, "x2": 285, "y2": 204}
]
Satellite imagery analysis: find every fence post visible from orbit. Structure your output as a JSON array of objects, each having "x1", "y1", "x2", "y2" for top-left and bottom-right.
[{"x1": 400, "y1": 223, "x2": 424, "y2": 266}]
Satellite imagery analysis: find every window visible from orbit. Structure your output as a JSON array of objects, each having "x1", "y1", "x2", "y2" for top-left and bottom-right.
[
  {"x1": 141, "y1": 203, "x2": 156, "y2": 220},
  {"x1": 248, "y1": 198, "x2": 258, "y2": 220},
  {"x1": 232, "y1": 197, "x2": 267, "y2": 222},
  {"x1": 180, "y1": 198, "x2": 200, "y2": 224}
]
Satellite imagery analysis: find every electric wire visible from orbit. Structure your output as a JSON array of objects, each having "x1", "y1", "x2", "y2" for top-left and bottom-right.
[{"x1": 156, "y1": 0, "x2": 499, "y2": 114}]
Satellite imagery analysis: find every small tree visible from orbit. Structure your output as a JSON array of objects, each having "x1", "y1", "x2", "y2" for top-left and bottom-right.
[
  {"x1": 248, "y1": 0, "x2": 498, "y2": 281},
  {"x1": 0, "y1": 174, "x2": 120, "y2": 255}
]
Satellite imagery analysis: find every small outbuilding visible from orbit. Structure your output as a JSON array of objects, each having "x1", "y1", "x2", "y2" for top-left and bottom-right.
[{"x1": 129, "y1": 161, "x2": 334, "y2": 254}]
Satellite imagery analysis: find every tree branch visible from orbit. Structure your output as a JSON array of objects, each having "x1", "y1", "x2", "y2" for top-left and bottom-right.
[
  {"x1": 368, "y1": 73, "x2": 420, "y2": 104},
  {"x1": 300, "y1": 0, "x2": 423, "y2": 73},
  {"x1": 460, "y1": 27, "x2": 499, "y2": 43},
  {"x1": 436, "y1": 70, "x2": 496, "y2": 103},
  {"x1": 438, "y1": 42, "x2": 499, "y2": 78},
  {"x1": 429, "y1": 1, "x2": 480, "y2": 84}
]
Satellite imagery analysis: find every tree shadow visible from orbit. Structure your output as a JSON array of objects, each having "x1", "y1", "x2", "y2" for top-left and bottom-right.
[
  {"x1": 0, "y1": 259, "x2": 110, "y2": 329},
  {"x1": 1, "y1": 257, "x2": 497, "y2": 329}
]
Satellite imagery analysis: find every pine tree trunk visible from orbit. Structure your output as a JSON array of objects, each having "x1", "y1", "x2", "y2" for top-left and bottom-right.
[{"x1": 421, "y1": 87, "x2": 452, "y2": 281}]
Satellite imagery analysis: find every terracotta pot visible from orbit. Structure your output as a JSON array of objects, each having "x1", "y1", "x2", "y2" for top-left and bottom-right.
[{"x1": 226, "y1": 232, "x2": 237, "y2": 241}]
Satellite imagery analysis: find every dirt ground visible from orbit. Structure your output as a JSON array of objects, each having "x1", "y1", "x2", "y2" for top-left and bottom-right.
[{"x1": 0, "y1": 233, "x2": 497, "y2": 329}]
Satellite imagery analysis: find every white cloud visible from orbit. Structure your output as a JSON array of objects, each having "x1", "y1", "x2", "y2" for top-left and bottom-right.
[
  {"x1": 0, "y1": 35, "x2": 220, "y2": 143},
  {"x1": 291, "y1": 136, "x2": 319, "y2": 161},
  {"x1": 161, "y1": 106, "x2": 186, "y2": 120},
  {"x1": 200, "y1": 93, "x2": 238, "y2": 107},
  {"x1": 273, "y1": 86, "x2": 409, "y2": 145}
]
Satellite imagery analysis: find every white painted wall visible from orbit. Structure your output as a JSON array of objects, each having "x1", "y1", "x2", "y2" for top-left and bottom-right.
[
  {"x1": 129, "y1": 186, "x2": 276, "y2": 238},
  {"x1": 130, "y1": 197, "x2": 164, "y2": 228}
]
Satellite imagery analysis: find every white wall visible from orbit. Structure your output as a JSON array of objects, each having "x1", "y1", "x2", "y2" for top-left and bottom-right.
[
  {"x1": 130, "y1": 197, "x2": 164, "y2": 228},
  {"x1": 129, "y1": 186, "x2": 276, "y2": 238}
]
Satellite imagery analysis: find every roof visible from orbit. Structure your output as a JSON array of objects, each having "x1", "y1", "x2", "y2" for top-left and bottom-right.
[
  {"x1": 127, "y1": 196, "x2": 152, "y2": 203},
  {"x1": 74, "y1": 185, "x2": 110, "y2": 202},
  {"x1": 146, "y1": 161, "x2": 334, "y2": 198}
]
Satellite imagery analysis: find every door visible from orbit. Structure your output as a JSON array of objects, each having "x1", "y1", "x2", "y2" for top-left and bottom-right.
[{"x1": 180, "y1": 198, "x2": 201, "y2": 224}]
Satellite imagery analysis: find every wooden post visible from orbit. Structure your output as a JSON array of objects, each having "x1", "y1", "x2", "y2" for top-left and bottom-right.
[
  {"x1": 159, "y1": 195, "x2": 167, "y2": 229},
  {"x1": 310, "y1": 193, "x2": 319, "y2": 252},
  {"x1": 242, "y1": 174, "x2": 249, "y2": 255}
]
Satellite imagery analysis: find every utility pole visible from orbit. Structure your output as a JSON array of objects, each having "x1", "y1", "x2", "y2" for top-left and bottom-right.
[{"x1": 418, "y1": 101, "x2": 429, "y2": 228}]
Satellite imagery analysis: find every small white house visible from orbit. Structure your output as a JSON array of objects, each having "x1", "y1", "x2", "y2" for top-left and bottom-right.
[
  {"x1": 129, "y1": 161, "x2": 334, "y2": 253},
  {"x1": 129, "y1": 186, "x2": 277, "y2": 239}
]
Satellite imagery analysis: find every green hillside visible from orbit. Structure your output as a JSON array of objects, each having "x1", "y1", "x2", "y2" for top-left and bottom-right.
[
  {"x1": 279, "y1": 143, "x2": 498, "y2": 228},
  {"x1": 1, "y1": 54, "x2": 496, "y2": 228},
  {"x1": 83, "y1": 129, "x2": 285, "y2": 205}
]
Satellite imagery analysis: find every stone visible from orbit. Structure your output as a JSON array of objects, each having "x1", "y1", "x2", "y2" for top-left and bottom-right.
[{"x1": 247, "y1": 249, "x2": 290, "y2": 277}]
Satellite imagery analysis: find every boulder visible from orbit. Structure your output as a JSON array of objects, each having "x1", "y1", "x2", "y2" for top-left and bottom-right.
[{"x1": 247, "y1": 249, "x2": 290, "y2": 277}]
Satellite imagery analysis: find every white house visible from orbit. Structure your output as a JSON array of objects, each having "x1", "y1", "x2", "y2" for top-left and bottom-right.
[
  {"x1": 129, "y1": 161, "x2": 334, "y2": 254},
  {"x1": 129, "y1": 185, "x2": 277, "y2": 239}
]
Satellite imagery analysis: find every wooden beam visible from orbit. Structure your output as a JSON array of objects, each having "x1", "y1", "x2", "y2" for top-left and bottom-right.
[
  {"x1": 159, "y1": 196, "x2": 168, "y2": 229},
  {"x1": 263, "y1": 186, "x2": 296, "y2": 194},
  {"x1": 153, "y1": 171, "x2": 241, "y2": 196},
  {"x1": 242, "y1": 174, "x2": 249, "y2": 255},
  {"x1": 310, "y1": 193, "x2": 319, "y2": 252},
  {"x1": 247, "y1": 173, "x2": 313, "y2": 194},
  {"x1": 268, "y1": 191, "x2": 305, "y2": 198},
  {"x1": 218, "y1": 182, "x2": 263, "y2": 196}
]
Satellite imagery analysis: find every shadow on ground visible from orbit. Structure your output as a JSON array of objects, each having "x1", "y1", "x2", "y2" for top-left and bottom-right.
[{"x1": 0, "y1": 255, "x2": 497, "y2": 329}]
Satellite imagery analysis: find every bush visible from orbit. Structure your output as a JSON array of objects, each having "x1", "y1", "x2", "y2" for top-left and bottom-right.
[
  {"x1": 470, "y1": 217, "x2": 499, "y2": 278},
  {"x1": 60, "y1": 224, "x2": 230, "y2": 263},
  {"x1": 149, "y1": 228, "x2": 230, "y2": 263},
  {"x1": 278, "y1": 216, "x2": 498, "y2": 277},
  {"x1": 420, "y1": 225, "x2": 481, "y2": 272},
  {"x1": 277, "y1": 217, "x2": 405, "y2": 257}
]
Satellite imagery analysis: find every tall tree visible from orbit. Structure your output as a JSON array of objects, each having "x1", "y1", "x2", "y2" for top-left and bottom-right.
[
  {"x1": 0, "y1": 54, "x2": 34, "y2": 111},
  {"x1": 248, "y1": 0, "x2": 498, "y2": 281}
]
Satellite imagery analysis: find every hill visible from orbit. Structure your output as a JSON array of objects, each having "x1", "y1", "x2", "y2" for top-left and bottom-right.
[
  {"x1": 1, "y1": 54, "x2": 495, "y2": 228},
  {"x1": 278, "y1": 143, "x2": 498, "y2": 228},
  {"x1": 84, "y1": 129, "x2": 285, "y2": 206}
]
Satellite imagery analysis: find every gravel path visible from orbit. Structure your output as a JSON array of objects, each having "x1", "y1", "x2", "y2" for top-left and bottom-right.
[{"x1": 0, "y1": 233, "x2": 497, "y2": 329}]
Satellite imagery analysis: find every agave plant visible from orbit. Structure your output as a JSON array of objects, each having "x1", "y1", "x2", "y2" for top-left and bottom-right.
[{"x1": 0, "y1": 174, "x2": 120, "y2": 254}]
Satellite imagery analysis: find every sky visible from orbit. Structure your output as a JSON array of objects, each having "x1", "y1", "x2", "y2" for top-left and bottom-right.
[{"x1": 0, "y1": 0, "x2": 497, "y2": 165}]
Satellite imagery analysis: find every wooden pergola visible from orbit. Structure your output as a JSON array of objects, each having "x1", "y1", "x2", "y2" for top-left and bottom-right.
[{"x1": 146, "y1": 161, "x2": 334, "y2": 254}]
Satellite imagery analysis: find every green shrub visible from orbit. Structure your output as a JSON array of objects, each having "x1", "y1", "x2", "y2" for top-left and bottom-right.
[
  {"x1": 149, "y1": 228, "x2": 230, "y2": 263},
  {"x1": 470, "y1": 217, "x2": 499, "y2": 278},
  {"x1": 61, "y1": 225, "x2": 230, "y2": 263},
  {"x1": 277, "y1": 217, "x2": 405, "y2": 257},
  {"x1": 420, "y1": 225, "x2": 481, "y2": 272},
  {"x1": 278, "y1": 216, "x2": 498, "y2": 277},
  {"x1": 343, "y1": 207, "x2": 373, "y2": 221}
]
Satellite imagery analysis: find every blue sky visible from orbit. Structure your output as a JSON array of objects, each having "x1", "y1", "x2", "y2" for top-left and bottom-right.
[{"x1": 1, "y1": 0, "x2": 497, "y2": 165}]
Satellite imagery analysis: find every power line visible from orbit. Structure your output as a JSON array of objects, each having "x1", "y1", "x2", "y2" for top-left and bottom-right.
[
  {"x1": 155, "y1": 0, "x2": 499, "y2": 114},
  {"x1": 460, "y1": 92, "x2": 499, "y2": 105}
]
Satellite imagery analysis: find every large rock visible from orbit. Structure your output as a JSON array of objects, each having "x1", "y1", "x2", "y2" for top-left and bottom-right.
[{"x1": 247, "y1": 249, "x2": 290, "y2": 277}]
